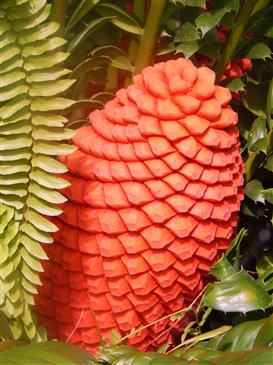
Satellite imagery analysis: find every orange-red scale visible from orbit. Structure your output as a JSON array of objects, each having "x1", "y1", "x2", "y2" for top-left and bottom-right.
[{"x1": 35, "y1": 58, "x2": 244, "y2": 353}]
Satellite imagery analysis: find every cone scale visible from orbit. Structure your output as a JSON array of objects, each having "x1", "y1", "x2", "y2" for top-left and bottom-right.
[{"x1": 35, "y1": 58, "x2": 244, "y2": 353}]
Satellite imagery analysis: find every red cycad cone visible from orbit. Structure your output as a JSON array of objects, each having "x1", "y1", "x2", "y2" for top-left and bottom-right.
[{"x1": 35, "y1": 58, "x2": 244, "y2": 353}]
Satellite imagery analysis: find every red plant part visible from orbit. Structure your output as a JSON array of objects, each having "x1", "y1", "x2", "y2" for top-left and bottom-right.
[{"x1": 35, "y1": 58, "x2": 244, "y2": 354}]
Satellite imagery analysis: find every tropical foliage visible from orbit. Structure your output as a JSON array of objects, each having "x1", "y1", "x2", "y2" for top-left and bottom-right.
[{"x1": 1, "y1": 0, "x2": 272, "y2": 363}]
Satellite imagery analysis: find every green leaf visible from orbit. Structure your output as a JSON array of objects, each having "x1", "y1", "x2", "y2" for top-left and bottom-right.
[
  {"x1": 21, "y1": 234, "x2": 48, "y2": 260},
  {"x1": 28, "y1": 182, "x2": 67, "y2": 204},
  {"x1": 31, "y1": 97, "x2": 74, "y2": 112},
  {"x1": 95, "y1": 3, "x2": 143, "y2": 35},
  {"x1": 243, "y1": 82, "x2": 269, "y2": 117},
  {"x1": 245, "y1": 42, "x2": 272, "y2": 60},
  {"x1": 1, "y1": 341, "x2": 92, "y2": 365},
  {"x1": 91, "y1": 45, "x2": 133, "y2": 72},
  {"x1": 176, "y1": 40, "x2": 202, "y2": 58},
  {"x1": 262, "y1": 188, "x2": 273, "y2": 204},
  {"x1": 24, "y1": 209, "x2": 58, "y2": 233},
  {"x1": 264, "y1": 154, "x2": 273, "y2": 172},
  {"x1": 70, "y1": 56, "x2": 111, "y2": 79},
  {"x1": 26, "y1": 195, "x2": 62, "y2": 216},
  {"x1": 21, "y1": 222, "x2": 52, "y2": 245},
  {"x1": 29, "y1": 79, "x2": 75, "y2": 97},
  {"x1": 226, "y1": 77, "x2": 245, "y2": 93},
  {"x1": 65, "y1": 0, "x2": 100, "y2": 32},
  {"x1": 24, "y1": 52, "x2": 68, "y2": 71},
  {"x1": 32, "y1": 141, "x2": 76, "y2": 155},
  {"x1": 175, "y1": 22, "x2": 200, "y2": 42},
  {"x1": 247, "y1": 117, "x2": 267, "y2": 153},
  {"x1": 245, "y1": 179, "x2": 265, "y2": 204},
  {"x1": 203, "y1": 268, "x2": 272, "y2": 313},
  {"x1": 29, "y1": 169, "x2": 70, "y2": 189},
  {"x1": 68, "y1": 16, "x2": 113, "y2": 54},
  {"x1": 32, "y1": 156, "x2": 68, "y2": 174},
  {"x1": 18, "y1": 22, "x2": 59, "y2": 45}
]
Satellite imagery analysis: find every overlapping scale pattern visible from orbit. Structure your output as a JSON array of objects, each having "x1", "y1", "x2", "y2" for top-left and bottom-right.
[{"x1": 35, "y1": 58, "x2": 244, "y2": 353}]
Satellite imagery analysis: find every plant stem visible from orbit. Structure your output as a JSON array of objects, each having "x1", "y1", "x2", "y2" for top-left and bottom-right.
[
  {"x1": 124, "y1": 0, "x2": 146, "y2": 87},
  {"x1": 51, "y1": 0, "x2": 69, "y2": 35},
  {"x1": 134, "y1": 0, "x2": 166, "y2": 75},
  {"x1": 214, "y1": 0, "x2": 258, "y2": 83},
  {"x1": 128, "y1": 0, "x2": 146, "y2": 64}
]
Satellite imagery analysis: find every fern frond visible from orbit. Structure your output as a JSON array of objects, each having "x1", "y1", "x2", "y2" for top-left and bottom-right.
[{"x1": 0, "y1": 0, "x2": 75, "y2": 340}]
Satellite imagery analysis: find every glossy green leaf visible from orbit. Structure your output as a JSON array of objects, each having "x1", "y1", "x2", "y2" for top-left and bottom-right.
[
  {"x1": 226, "y1": 77, "x2": 245, "y2": 93},
  {"x1": 245, "y1": 42, "x2": 272, "y2": 60},
  {"x1": 175, "y1": 22, "x2": 200, "y2": 42},
  {"x1": 2, "y1": 341, "x2": 92, "y2": 365},
  {"x1": 203, "y1": 267, "x2": 272, "y2": 312},
  {"x1": 245, "y1": 179, "x2": 265, "y2": 203},
  {"x1": 243, "y1": 82, "x2": 268, "y2": 118},
  {"x1": 176, "y1": 40, "x2": 202, "y2": 58},
  {"x1": 92, "y1": 45, "x2": 133, "y2": 72},
  {"x1": 262, "y1": 188, "x2": 273, "y2": 204}
]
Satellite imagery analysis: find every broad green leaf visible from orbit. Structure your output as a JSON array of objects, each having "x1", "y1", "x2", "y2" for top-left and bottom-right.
[
  {"x1": 1, "y1": 341, "x2": 92, "y2": 365},
  {"x1": 262, "y1": 188, "x2": 273, "y2": 204},
  {"x1": 245, "y1": 42, "x2": 272, "y2": 60},
  {"x1": 95, "y1": 3, "x2": 143, "y2": 35},
  {"x1": 247, "y1": 117, "x2": 267, "y2": 153},
  {"x1": 264, "y1": 154, "x2": 273, "y2": 172},
  {"x1": 253, "y1": 314, "x2": 273, "y2": 349},
  {"x1": 175, "y1": 22, "x2": 200, "y2": 42},
  {"x1": 245, "y1": 179, "x2": 265, "y2": 203},
  {"x1": 176, "y1": 40, "x2": 202, "y2": 58},
  {"x1": 226, "y1": 77, "x2": 245, "y2": 93},
  {"x1": 203, "y1": 269, "x2": 272, "y2": 312},
  {"x1": 243, "y1": 82, "x2": 268, "y2": 118},
  {"x1": 65, "y1": 0, "x2": 100, "y2": 32}
]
